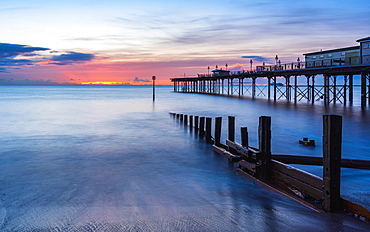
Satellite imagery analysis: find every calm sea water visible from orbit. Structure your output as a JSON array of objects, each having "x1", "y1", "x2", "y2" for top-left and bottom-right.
[{"x1": 0, "y1": 85, "x2": 369, "y2": 231}]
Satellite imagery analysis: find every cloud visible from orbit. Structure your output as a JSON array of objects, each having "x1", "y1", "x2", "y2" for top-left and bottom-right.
[
  {"x1": 50, "y1": 52, "x2": 95, "y2": 65},
  {"x1": 0, "y1": 43, "x2": 50, "y2": 70},
  {"x1": 133, "y1": 77, "x2": 150, "y2": 83},
  {"x1": 0, "y1": 43, "x2": 49, "y2": 59},
  {"x1": 241, "y1": 55, "x2": 271, "y2": 63},
  {"x1": 0, "y1": 78, "x2": 60, "y2": 85}
]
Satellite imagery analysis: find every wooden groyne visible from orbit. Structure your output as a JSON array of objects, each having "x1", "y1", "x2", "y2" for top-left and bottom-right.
[{"x1": 170, "y1": 112, "x2": 370, "y2": 220}]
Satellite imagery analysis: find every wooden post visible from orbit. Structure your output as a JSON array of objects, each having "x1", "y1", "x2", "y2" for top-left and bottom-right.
[
  {"x1": 228, "y1": 116, "x2": 235, "y2": 142},
  {"x1": 215, "y1": 117, "x2": 222, "y2": 146},
  {"x1": 184, "y1": 114, "x2": 188, "y2": 125},
  {"x1": 176, "y1": 113, "x2": 180, "y2": 120},
  {"x1": 189, "y1": 115, "x2": 193, "y2": 128},
  {"x1": 322, "y1": 115, "x2": 342, "y2": 212},
  {"x1": 241, "y1": 127, "x2": 249, "y2": 148},
  {"x1": 180, "y1": 114, "x2": 184, "y2": 121},
  {"x1": 152, "y1": 76, "x2": 156, "y2": 101},
  {"x1": 259, "y1": 116, "x2": 271, "y2": 180},
  {"x1": 199, "y1": 117, "x2": 205, "y2": 136},
  {"x1": 195, "y1": 116, "x2": 199, "y2": 132},
  {"x1": 205, "y1": 117, "x2": 212, "y2": 143}
]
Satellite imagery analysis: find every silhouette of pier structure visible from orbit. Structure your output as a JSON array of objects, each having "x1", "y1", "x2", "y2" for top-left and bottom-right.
[{"x1": 171, "y1": 37, "x2": 370, "y2": 107}]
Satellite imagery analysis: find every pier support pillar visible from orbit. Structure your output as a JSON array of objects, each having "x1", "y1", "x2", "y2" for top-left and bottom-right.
[
  {"x1": 333, "y1": 76, "x2": 337, "y2": 104},
  {"x1": 273, "y1": 76, "x2": 277, "y2": 101},
  {"x1": 238, "y1": 78, "x2": 241, "y2": 96},
  {"x1": 267, "y1": 77, "x2": 271, "y2": 100},
  {"x1": 324, "y1": 74, "x2": 330, "y2": 106},
  {"x1": 252, "y1": 77, "x2": 256, "y2": 99},
  {"x1": 285, "y1": 76, "x2": 291, "y2": 101},
  {"x1": 343, "y1": 75, "x2": 347, "y2": 105},
  {"x1": 361, "y1": 72, "x2": 367, "y2": 108},
  {"x1": 349, "y1": 75, "x2": 353, "y2": 104},
  {"x1": 227, "y1": 79, "x2": 230, "y2": 95},
  {"x1": 312, "y1": 75, "x2": 316, "y2": 104},
  {"x1": 294, "y1": 75, "x2": 298, "y2": 103}
]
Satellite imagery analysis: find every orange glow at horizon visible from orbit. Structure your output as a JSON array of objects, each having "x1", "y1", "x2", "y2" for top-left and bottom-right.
[
  {"x1": 79, "y1": 80, "x2": 172, "y2": 85},
  {"x1": 79, "y1": 81, "x2": 128, "y2": 85}
]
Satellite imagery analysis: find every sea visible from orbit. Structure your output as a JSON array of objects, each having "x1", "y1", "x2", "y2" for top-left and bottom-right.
[{"x1": 0, "y1": 85, "x2": 369, "y2": 231}]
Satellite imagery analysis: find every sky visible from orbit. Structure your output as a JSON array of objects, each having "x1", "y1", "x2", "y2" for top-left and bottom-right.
[{"x1": 1, "y1": 0, "x2": 370, "y2": 85}]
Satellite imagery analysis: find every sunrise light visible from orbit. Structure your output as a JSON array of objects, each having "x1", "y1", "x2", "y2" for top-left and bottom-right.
[{"x1": 79, "y1": 81, "x2": 130, "y2": 85}]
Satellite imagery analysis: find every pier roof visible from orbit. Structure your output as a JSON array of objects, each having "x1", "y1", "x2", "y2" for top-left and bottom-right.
[
  {"x1": 357, "y1": 36, "x2": 370, "y2": 42},
  {"x1": 303, "y1": 46, "x2": 359, "y2": 56}
]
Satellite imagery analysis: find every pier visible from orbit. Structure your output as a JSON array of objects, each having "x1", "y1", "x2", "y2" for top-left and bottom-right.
[
  {"x1": 171, "y1": 37, "x2": 370, "y2": 107},
  {"x1": 172, "y1": 62, "x2": 370, "y2": 107}
]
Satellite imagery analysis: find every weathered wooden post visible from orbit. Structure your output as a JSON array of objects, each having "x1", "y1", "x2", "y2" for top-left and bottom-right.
[
  {"x1": 241, "y1": 127, "x2": 249, "y2": 148},
  {"x1": 215, "y1": 117, "x2": 222, "y2": 146},
  {"x1": 180, "y1": 114, "x2": 184, "y2": 121},
  {"x1": 322, "y1": 114, "x2": 342, "y2": 212},
  {"x1": 228, "y1": 116, "x2": 235, "y2": 142},
  {"x1": 184, "y1": 114, "x2": 188, "y2": 125},
  {"x1": 199, "y1": 117, "x2": 205, "y2": 136},
  {"x1": 205, "y1": 117, "x2": 212, "y2": 143},
  {"x1": 152, "y1": 76, "x2": 156, "y2": 101},
  {"x1": 258, "y1": 116, "x2": 271, "y2": 180},
  {"x1": 195, "y1": 116, "x2": 199, "y2": 132},
  {"x1": 176, "y1": 113, "x2": 180, "y2": 120},
  {"x1": 189, "y1": 115, "x2": 193, "y2": 128}
]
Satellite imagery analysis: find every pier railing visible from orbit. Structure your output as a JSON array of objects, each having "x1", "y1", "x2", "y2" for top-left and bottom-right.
[
  {"x1": 195, "y1": 55, "x2": 370, "y2": 77},
  {"x1": 170, "y1": 112, "x2": 370, "y2": 220}
]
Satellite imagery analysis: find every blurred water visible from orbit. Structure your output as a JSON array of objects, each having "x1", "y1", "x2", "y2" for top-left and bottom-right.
[{"x1": 0, "y1": 85, "x2": 369, "y2": 231}]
